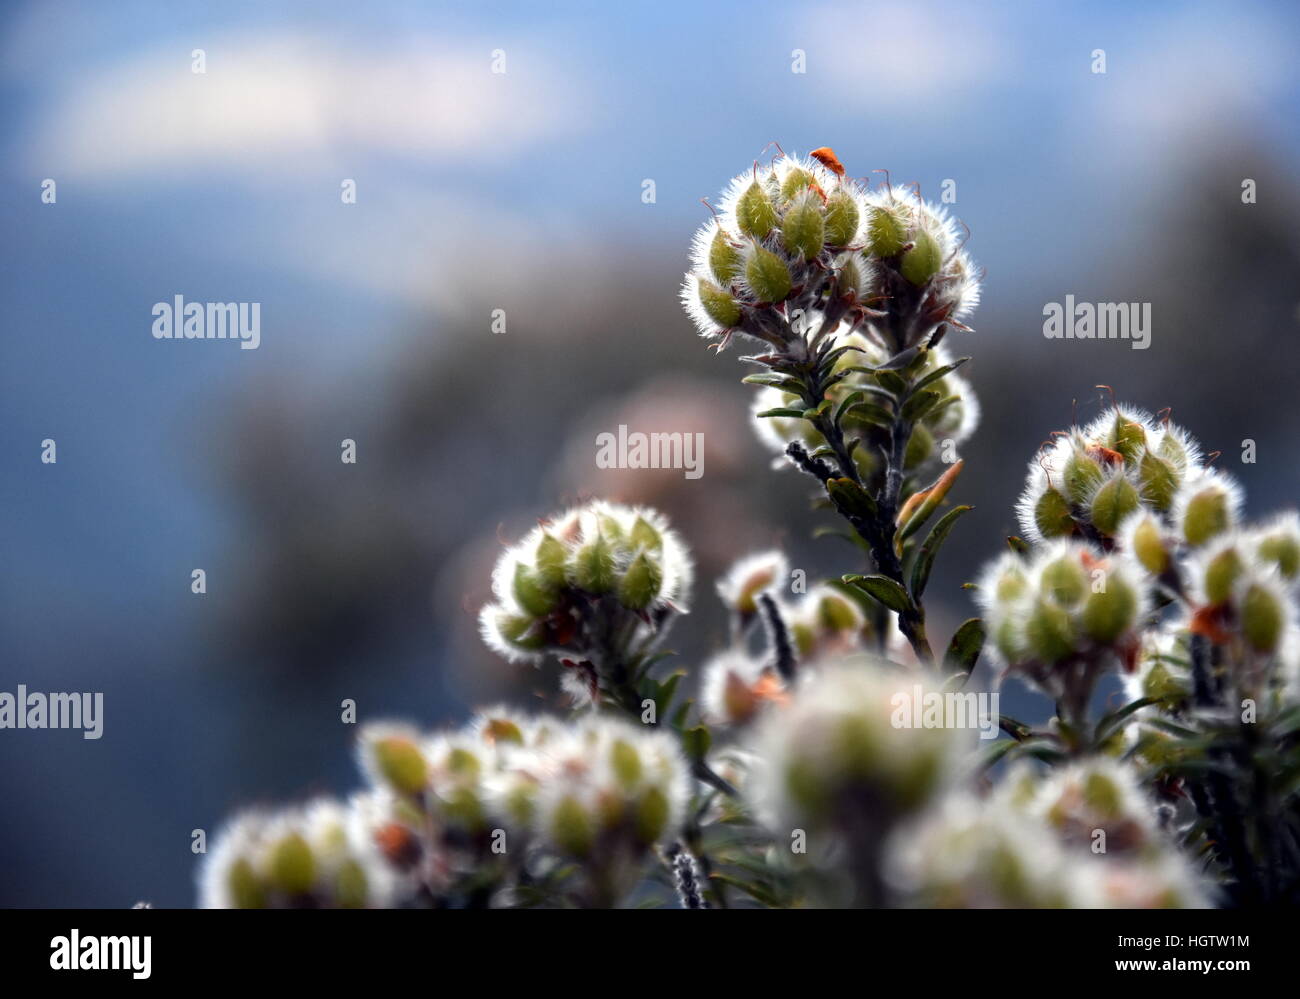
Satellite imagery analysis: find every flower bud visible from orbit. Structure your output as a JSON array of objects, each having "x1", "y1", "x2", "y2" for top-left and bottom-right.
[
  {"x1": 708, "y1": 228, "x2": 742, "y2": 284},
  {"x1": 549, "y1": 794, "x2": 595, "y2": 856},
  {"x1": 1182, "y1": 485, "x2": 1232, "y2": 546},
  {"x1": 696, "y1": 277, "x2": 741, "y2": 328},
  {"x1": 866, "y1": 202, "x2": 909, "y2": 256},
  {"x1": 334, "y1": 859, "x2": 368, "y2": 909},
  {"x1": 1025, "y1": 600, "x2": 1075, "y2": 663},
  {"x1": 227, "y1": 858, "x2": 266, "y2": 909},
  {"x1": 1202, "y1": 546, "x2": 1242, "y2": 605},
  {"x1": 618, "y1": 552, "x2": 663, "y2": 610},
  {"x1": 1062, "y1": 451, "x2": 1105, "y2": 505},
  {"x1": 780, "y1": 167, "x2": 813, "y2": 200},
  {"x1": 1257, "y1": 529, "x2": 1300, "y2": 579},
  {"x1": 745, "y1": 245, "x2": 793, "y2": 303},
  {"x1": 1138, "y1": 452, "x2": 1178, "y2": 511},
  {"x1": 736, "y1": 180, "x2": 777, "y2": 238},
  {"x1": 1241, "y1": 582, "x2": 1284, "y2": 652},
  {"x1": 512, "y1": 563, "x2": 558, "y2": 617},
  {"x1": 1127, "y1": 513, "x2": 1169, "y2": 574},
  {"x1": 1080, "y1": 573, "x2": 1138, "y2": 644},
  {"x1": 901, "y1": 227, "x2": 942, "y2": 286},
  {"x1": 629, "y1": 515, "x2": 663, "y2": 552},
  {"x1": 1034, "y1": 487, "x2": 1075, "y2": 539},
  {"x1": 634, "y1": 786, "x2": 671, "y2": 843},
  {"x1": 1090, "y1": 476, "x2": 1139, "y2": 536},
  {"x1": 534, "y1": 533, "x2": 568, "y2": 589},
  {"x1": 369, "y1": 735, "x2": 429, "y2": 796},
  {"x1": 824, "y1": 190, "x2": 860, "y2": 246},
  {"x1": 268, "y1": 833, "x2": 315, "y2": 895},
  {"x1": 781, "y1": 190, "x2": 825, "y2": 261},
  {"x1": 572, "y1": 533, "x2": 617, "y2": 593},
  {"x1": 1040, "y1": 555, "x2": 1087, "y2": 607}
]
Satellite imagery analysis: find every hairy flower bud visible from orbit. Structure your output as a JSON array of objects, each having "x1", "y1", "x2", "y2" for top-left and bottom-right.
[{"x1": 744, "y1": 244, "x2": 793, "y2": 303}]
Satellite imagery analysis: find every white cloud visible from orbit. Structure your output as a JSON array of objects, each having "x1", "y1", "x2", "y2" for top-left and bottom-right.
[{"x1": 27, "y1": 31, "x2": 591, "y2": 178}]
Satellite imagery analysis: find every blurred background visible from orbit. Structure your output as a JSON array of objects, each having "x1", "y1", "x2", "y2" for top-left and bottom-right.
[{"x1": 2, "y1": 0, "x2": 1298, "y2": 906}]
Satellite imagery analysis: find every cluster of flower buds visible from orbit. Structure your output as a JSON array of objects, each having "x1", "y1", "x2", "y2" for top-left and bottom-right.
[
  {"x1": 749, "y1": 660, "x2": 961, "y2": 841},
  {"x1": 888, "y1": 759, "x2": 1210, "y2": 908},
  {"x1": 681, "y1": 150, "x2": 979, "y2": 356},
  {"x1": 978, "y1": 541, "x2": 1146, "y2": 716},
  {"x1": 750, "y1": 334, "x2": 979, "y2": 478},
  {"x1": 202, "y1": 707, "x2": 691, "y2": 908},
  {"x1": 200, "y1": 800, "x2": 397, "y2": 909},
  {"x1": 1017, "y1": 407, "x2": 1210, "y2": 545},
  {"x1": 479, "y1": 501, "x2": 692, "y2": 702}
]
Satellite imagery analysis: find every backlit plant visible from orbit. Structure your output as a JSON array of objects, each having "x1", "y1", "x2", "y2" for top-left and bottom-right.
[{"x1": 201, "y1": 148, "x2": 1300, "y2": 908}]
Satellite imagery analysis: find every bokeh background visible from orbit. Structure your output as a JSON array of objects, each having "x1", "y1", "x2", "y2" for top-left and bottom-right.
[{"x1": 2, "y1": 0, "x2": 1299, "y2": 906}]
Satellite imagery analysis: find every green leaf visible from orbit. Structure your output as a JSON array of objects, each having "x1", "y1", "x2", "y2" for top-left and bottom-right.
[
  {"x1": 1006, "y1": 535, "x2": 1031, "y2": 557},
  {"x1": 901, "y1": 389, "x2": 942, "y2": 422},
  {"x1": 1092, "y1": 697, "x2": 1157, "y2": 746},
  {"x1": 909, "y1": 356, "x2": 970, "y2": 397},
  {"x1": 654, "y1": 670, "x2": 686, "y2": 720},
  {"x1": 801, "y1": 399, "x2": 832, "y2": 419},
  {"x1": 670, "y1": 697, "x2": 695, "y2": 731},
  {"x1": 825, "y1": 476, "x2": 878, "y2": 519},
  {"x1": 709, "y1": 873, "x2": 782, "y2": 908},
  {"x1": 833, "y1": 390, "x2": 865, "y2": 426},
  {"x1": 909, "y1": 504, "x2": 974, "y2": 597},
  {"x1": 755, "y1": 407, "x2": 807, "y2": 419},
  {"x1": 842, "y1": 573, "x2": 912, "y2": 613},
  {"x1": 877, "y1": 345, "x2": 922, "y2": 370},
  {"x1": 682, "y1": 725, "x2": 712, "y2": 760},
  {"x1": 943, "y1": 617, "x2": 986, "y2": 675},
  {"x1": 980, "y1": 738, "x2": 1019, "y2": 770},
  {"x1": 741, "y1": 373, "x2": 803, "y2": 392},
  {"x1": 843, "y1": 401, "x2": 894, "y2": 427}
]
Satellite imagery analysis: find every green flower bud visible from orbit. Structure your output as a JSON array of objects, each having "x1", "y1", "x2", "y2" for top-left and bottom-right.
[
  {"x1": 824, "y1": 190, "x2": 860, "y2": 246},
  {"x1": 1183, "y1": 488, "x2": 1230, "y2": 546},
  {"x1": 1034, "y1": 487, "x2": 1075, "y2": 539},
  {"x1": 534, "y1": 534, "x2": 568, "y2": 589},
  {"x1": 1142, "y1": 661, "x2": 1184, "y2": 703},
  {"x1": 709, "y1": 229, "x2": 742, "y2": 284},
  {"x1": 227, "y1": 858, "x2": 266, "y2": 909},
  {"x1": 1131, "y1": 515, "x2": 1169, "y2": 574},
  {"x1": 372, "y1": 736, "x2": 429, "y2": 795},
  {"x1": 1062, "y1": 451, "x2": 1105, "y2": 505},
  {"x1": 994, "y1": 617, "x2": 1026, "y2": 663},
  {"x1": 1203, "y1": 547, "x2": 1242, "y2": 604},
  {"x1": 816, "y1": 592, "x2": 860, "y2": 631},
  {"x1": 513, "y1": 563, "x2": 558, "y2": 617},
  {"x1": 446, "y1": 746, "x2": 481, "y2": 778},
  {"x1": 629, "y1": 515, "x2": 663, "y2": 552},
  {"x1": 1257, "y1": 533, "x2": 1300, "y2": 579},
  {"x1": 1041, "y1": 556, "x2": 1087, "y2": 607},
  {"x1": 618, "y1": 552, "x2": 663, "y2": 610},
  {"x1": 781, "y1": 192, "x2": 826, "y2": 261},
  {"x1": 269, "y1": 833, "x2": 315, "y2": 895},
  {"x1": 1081, "y1": 573, "x2": 1137, "y2": 644},
  {"x1": 442, "y1": 786, "x2": 485, "y2": 829},
  {"x1": 745, "y1": 245, "x2": 793, "y2": 303},
  {"x1": 572, "y1": 533, "x2": 617, "y2": 593},
  {"x1": 550, "y1": 795, "x2": 594, "y2": 856},
  {"x1": 1025, "y1": 600, "x2": 1076, "y2": 663},
  {"x1": 900, "y1": 227, "x2": 942, "y2": 285},
  {"x1": 1111, "y1": 418, "x2": 1147, "y2": 464},
  {"x1": 736, "y1": 181, "x2": 777, "y2": 238},
  {"x1": 1157, "y1": 431, "x2": 1188, "y2": 469},
  {"x1": 497, "y1": 612, "x2": 546, "y2": 652},
  {"x1": 1090, "y1": 476, "x2": 1139, "y2": 536},
  {"x1": 780, "y1": 168, "x2": 813, "y2": 201},
  {"x1": 867, "y1": 203, "x2": 908, "y2": 256},
  {"x1": 994, "y1": 566, "x2": 1029, "y2": 603},
  {"x1": 1241, "y1": 583, "x2": 1284, "y2": 652},
  {"x1": 696, "y1": 277, "x2": 741, "y2": 328},
  {"x1": 1138, "y1": 452, "x2": 1179, "y2": 512},
  {"x1": 634, "y1": 786, "x2": 671, "y2": 844},
  {"x1": 335, "y1": 859, "x2": 368, "y2": 909},
  {"x1": 1082, "y1": 772, "x2": 1122, "y2": 819},
  {"x1": 610, "y1": 739, "x2": 642, "y2": 787}
]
